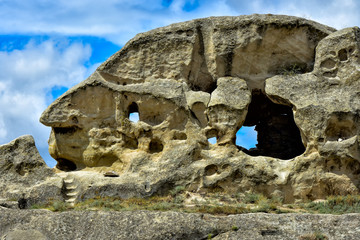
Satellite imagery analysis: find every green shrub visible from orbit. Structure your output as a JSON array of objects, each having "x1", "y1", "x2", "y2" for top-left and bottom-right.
[
  {"x1": 243, "y1": 193, "x2": 263, "y2": 204},
  {"x1": 232, "y1": 226, "x2": 239, "y2": 231},
  {"x1": 49, "y1": 201, "x2": 69, "y2": 212},
  {"x1": 170, "y1": 185, "x2": 186, "y2": 196},
  {"x1": 305, "y1": 195, "x2": 360, "y2": 214}
]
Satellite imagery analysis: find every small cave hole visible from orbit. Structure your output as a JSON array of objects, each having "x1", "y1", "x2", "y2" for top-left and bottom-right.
[
  {"x1": 237, "y1": 91, "x2": 305, "y2": 160},
  {"x1": 323, "y1": 69, "x2": 338, "y2": 78},
  {"x1": 18, "y1": 198, "x2": 27, "y2": 209},
  {"x1": 71, "y1": 116, "x2": 78, "y2": 124},
  {"x1": 338, "y1": 49, "x2": 348, "y2": 62},
  {"x1": 53, "y1": 126, "x2": 78, "y2": 135},
  {"x1": 320, "y1": 58, "x2": 336, "y2": 69},
  {"x1": 208, "y1": 137, "x2": 217, "y2": 145},
  {"x1": 56, "y1": 158, "x2": 77, "y2": 171},
  {"x1": 325, "y1": 114, "x2": 357, "y2": 141},
  {"x1": 186, "y1": 30, "x2": 194, "y2": 36},
  {"x1": 206, "y1": 129, "x2": 218, "y2": 145},
  {"x1": 173, "y1": 131, "x2": 187, "y2": 140},
  {"x1": 149, "y1": 139, "x2": 163, "y2": 153},
  {"x1": 205, "y1": 164, "x2": 218, "y2": 176},
  {"x1": 128, "y1": 102, "x2": 140, "y2": 123}
]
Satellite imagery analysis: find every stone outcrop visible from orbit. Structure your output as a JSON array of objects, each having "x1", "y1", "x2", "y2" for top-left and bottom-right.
[
  {"x1": 0, "y1": 135, "x2": 63, "y2": 208},
  {"x1": 39, "y1": 14, "x2": 360, "y2": 202},
  {"x1": 1, "y1": 208, "x2": 360, "y2": 240}
]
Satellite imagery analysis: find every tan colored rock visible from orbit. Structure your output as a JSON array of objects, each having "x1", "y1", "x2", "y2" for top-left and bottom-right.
[
  {"x1": 207, "y1": 77, "x2": 251, "y2": 144},
  {"x1": 265, "y1": 27, "x2": 360, "y2": 200},
  {"x1": 39, "y1": 14, "x2": 360, "y2": 202},
  {"x1": 0, "y1": 135, "x2": 63, "y2": 207}
]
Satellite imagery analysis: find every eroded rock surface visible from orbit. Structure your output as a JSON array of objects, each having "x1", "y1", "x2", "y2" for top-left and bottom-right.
[
  {"x1": 0, "y1": 135, "x2": 63, "y2": 208},
  {"x1": 1, "y1": 208, "x2": 360, "y2": 240},
  {"x1": 39, "y1": 14, "x2": 360, "y2": 202}
]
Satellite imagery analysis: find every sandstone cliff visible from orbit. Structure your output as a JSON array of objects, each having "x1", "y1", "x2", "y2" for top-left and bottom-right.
[{"x1": 37, "y1": 14, "x2": 360, "y2": 203}]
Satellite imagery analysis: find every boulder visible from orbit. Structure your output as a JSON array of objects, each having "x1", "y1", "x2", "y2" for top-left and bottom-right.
[{"x1": 0, "y1": 135, "x2": 63, "y2": 207}]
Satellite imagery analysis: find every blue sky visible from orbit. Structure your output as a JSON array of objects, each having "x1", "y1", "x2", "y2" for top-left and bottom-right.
[{"x1": 0, "y1": 0, "x2": 359, "y2": 167}]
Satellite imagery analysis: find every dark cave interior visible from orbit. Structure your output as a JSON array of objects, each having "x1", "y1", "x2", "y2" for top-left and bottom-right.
[{"x1": 238, "y1": 91, "x2": 305, "y2": 160}]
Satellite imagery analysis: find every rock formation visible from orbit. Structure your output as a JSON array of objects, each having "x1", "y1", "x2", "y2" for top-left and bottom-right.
[
  {"x1": 38, "y1": 14, "x2": 360, "y2": 202},
  {"x1": 0, "y1": 135, "x2": 63, "y2": 208}
]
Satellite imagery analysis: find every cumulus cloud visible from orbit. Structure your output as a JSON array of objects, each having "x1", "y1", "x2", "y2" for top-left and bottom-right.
[
  {"x1": 0, "y1": 0, "x2": 237, "y2": 45},
  {"x1": 1, "y1": 0, "x2": 358, "y2": 46},
  {"x1": 0, "y1": 39, "x2": 92, "y2": 166},
  {"x1": 225, "y1": 0, "x2": 360, "y2": 29}
]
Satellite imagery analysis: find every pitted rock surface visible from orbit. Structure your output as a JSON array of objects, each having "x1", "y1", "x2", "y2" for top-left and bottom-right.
[
  {"x1": 1, "y1": 209, "x2": 360, "y2": 240},
  {"x1": 39, "y1": 14, "x2": 360, "y2": 202},
  {"x1": 0, "y1": 135, "x2": 63, "y2": 207}
]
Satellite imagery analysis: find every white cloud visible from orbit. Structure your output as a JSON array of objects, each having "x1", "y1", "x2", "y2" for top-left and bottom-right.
[
  {"x1": 0, "y1": 118, "x2": 6, "y2": 139},
  {"x1": 0, "y1": 0, "x2": 359, "y2": 47},
  {"x1": 225, "y1": 0, "x2": 360, "y2": 29},
  {"x1": 0, "y1": 0, "x2": 238, "y2": 45},
  {"x1": 0, "y1": 39, "x2": 92, "y2": 167}
]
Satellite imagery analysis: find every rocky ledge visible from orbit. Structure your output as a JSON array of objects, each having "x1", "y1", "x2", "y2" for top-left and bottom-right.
[{"x1": 1, "y1": 208, "x2": 360, "y2": 240}]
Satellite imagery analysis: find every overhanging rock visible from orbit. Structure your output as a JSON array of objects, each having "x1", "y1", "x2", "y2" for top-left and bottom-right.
[{"x1": 40, "y1": 14, "x2": 360, "y2": 202}]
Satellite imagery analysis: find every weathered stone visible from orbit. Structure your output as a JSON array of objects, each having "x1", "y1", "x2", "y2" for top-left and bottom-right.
[
  {"x1": 265, "y1": 27, "x2": 360, "y2": 200},
  {"x1": 1, "y1": 208, "x2": 360, "y2": 240},
  {"x1": 38, "y1": 14, "x2": 360, "y2": 202},
  {"x1": 104, "y1": 170, "x2": 119, "y2": 177},
  {"x1": 0, "y1": 200, "x2": 18, "y2": 209},
  {"x1": 0, "y1": 135, "x2": 63, "y2": 207},
  {"x1": 3, "y1": 229, "x2": 47, "y2": 240}
]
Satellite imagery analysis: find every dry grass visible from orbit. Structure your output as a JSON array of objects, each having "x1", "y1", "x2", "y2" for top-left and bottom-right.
[{"x1": 30, "y1": 188, "x2": 360, "y2": 216}]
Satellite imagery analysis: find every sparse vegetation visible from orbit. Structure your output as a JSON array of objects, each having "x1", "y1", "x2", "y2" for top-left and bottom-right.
[
  {"x1": 29, "y1": 191, "x2": 360, "y2": 216},
  {"x1": 305, "y1": 195, "x2": 360, "y2": 214},
  {"x1": 299, "y1": 231, "x2": 329, "y2": 240},
  {"x1": 243, "y1": 192, "x2": 263, "y2": 204},
  {"x1": 278, "y1": 63, "x2": 305, "y2": 76},
  {"x1": 31, "y1": 200, "x2": 69, "y2": 212},
  {"x1": 170, "y1": 185, "x2": 185, "y2": 196},
  {"x1": 232, "y1": 226, "x2": 239, "y2": 231}
]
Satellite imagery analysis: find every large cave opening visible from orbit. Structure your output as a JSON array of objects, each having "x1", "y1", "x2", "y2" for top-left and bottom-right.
[{"x1": 237, "y1": 91, "x2": 305, "y2": 160}]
